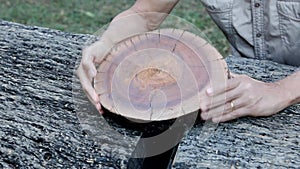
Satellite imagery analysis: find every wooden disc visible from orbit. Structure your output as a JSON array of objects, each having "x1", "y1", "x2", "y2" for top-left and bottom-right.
[{"x1": 94, "y1": 29, "x2": 228, "y2": 121}]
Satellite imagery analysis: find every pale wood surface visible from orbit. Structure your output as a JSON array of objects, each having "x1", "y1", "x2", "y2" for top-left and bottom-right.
[{"x1": 94, "y1": 29, "x2": 228, "y2": 121}]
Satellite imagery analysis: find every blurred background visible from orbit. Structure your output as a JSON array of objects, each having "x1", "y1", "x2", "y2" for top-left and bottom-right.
[{"x1": 0, "y1": 0, "x2": 229, "y2": 56}]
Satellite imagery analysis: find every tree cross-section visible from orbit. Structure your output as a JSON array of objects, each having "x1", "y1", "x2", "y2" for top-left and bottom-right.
[{"x1": 94, "y1": 28, "x2": 228, "y2": 121}]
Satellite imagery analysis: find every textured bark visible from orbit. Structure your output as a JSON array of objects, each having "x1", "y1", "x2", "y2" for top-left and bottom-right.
[
  {"x1": 0, "y1": 20, "x2": 299, "y2": 169},
  {"x1": 173, "y1": 57, "x2": 300, "y2": 169},
  {"x1": 0, "y1": 20, "x2": 137, "y2": 169}
]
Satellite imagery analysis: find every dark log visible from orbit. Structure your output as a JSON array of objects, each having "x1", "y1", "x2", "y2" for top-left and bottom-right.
[
  {"x1": 0, "y1": 20, "x2": 299, "y2": 169},
  {"x1": 0, "y1": 20, "x2": 137, "y2": 169},
  {"x1": 173, "y1": 57, "x2": 300, "y2": 168}
]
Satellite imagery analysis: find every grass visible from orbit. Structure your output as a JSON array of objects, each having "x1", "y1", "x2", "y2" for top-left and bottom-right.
[{"x1": 0, "y1": 0, "x2": 229, "y2": 56}]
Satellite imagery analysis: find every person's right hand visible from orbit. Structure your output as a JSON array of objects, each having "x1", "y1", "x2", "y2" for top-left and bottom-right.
[
  {"x1": 76, "y1": 40, "x2": 111, "y2": 114},
  {"x1": 76, "y1": 0, "x2": 179, "y2": 114}
]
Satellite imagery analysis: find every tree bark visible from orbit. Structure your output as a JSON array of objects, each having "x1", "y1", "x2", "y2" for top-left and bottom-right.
[
  {"x1": 173, "y1": 56, "x2": 300, "y2": 169},
  {"x1": 0, "y1": 20, "x2": 136, "y2": 169},
  {"x1": 0, "y1": 20, "x2": 299, "y2": 169}
]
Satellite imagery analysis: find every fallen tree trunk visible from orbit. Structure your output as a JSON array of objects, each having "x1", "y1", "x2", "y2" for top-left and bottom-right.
[
  {"x1": 0, "y1": 20, "x2": 299, "y2": 169},
  {"x1": 0, "y1": 20, "x2": 137, "y2": 169}
]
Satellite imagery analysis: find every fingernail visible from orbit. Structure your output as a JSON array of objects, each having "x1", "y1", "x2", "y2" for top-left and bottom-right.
[
  {"x1": 99, "y1": 109, "x2": 104, "y2": 115},
  {"x1": 98, "y1": 106, "x2": 104, "y2": 115},
  {"x1": 206, "y1": 88, "x2": 213, "y2": 95}
]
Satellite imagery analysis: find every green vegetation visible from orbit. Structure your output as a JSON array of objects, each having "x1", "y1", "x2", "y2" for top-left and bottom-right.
[{"x1": 0, "y1": 0, "x2": 229, "y2": 55}]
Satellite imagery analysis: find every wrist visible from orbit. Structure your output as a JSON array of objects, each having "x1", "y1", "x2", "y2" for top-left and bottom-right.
[
  {"x1": 276, "y1": 79, "x2": 300, "y2": 107},
  {"x1": 286, "y1": 87, "x2": 300, "y2": 106},
  {"x1": 267, "y1": 82, "x2": 292, "y2": 113}
]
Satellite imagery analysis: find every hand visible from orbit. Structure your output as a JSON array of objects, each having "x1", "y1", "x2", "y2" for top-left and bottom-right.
[
  {"x1": 76, "y1": 41, "x2": 111, "y2": 114},
  {"x1": 200, "y1": 74, "x2": 289, "y2": 123}
]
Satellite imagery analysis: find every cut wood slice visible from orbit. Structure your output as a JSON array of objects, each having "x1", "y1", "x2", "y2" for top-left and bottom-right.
[{"x1": 94, "y1": 28, "x2": 228, "y2": 121}]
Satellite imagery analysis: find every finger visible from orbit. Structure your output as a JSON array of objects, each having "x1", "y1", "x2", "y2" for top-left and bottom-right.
[
  {"x1": 77, "y1": 65, "x2": 100, "y2": 105},
  {"x1": 200, "y1": 89, "x2": 241, "y2": 112},
  {"x1": 96, "y1": 103, "x2": 104, "y2": 114},
  {"x1": 81, "y1": 58, "x2": 97, "y2": 80},
  {"x1": 83, "y1": 87, "x2": 103, "y2": 114},
  {"x1": 201, "y1": 98, "x2": 245, "y2": 120},
  {"x1": 201, "y1": 101, "x2": 231, "y2": 120},
  {"x1": 85, "y1": 92, "x2": 103, "y2": 114},
  {"x1": 211, "y1": 108, "x2": 248, "y2": 123},
  {"x1": 206, "y1": 77, "x2": 241, "y2": 97},
  {"x1": 79, "y1": 67, "x2": 104, "y2": 115},
  {"x1": 87, "y1": 40, "x2": 111, "y2": 63}
]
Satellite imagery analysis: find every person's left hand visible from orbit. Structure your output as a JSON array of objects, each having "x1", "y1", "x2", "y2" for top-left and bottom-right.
[{"x1": 200, "y1": 74, "x2": 289, "y2": 123}]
